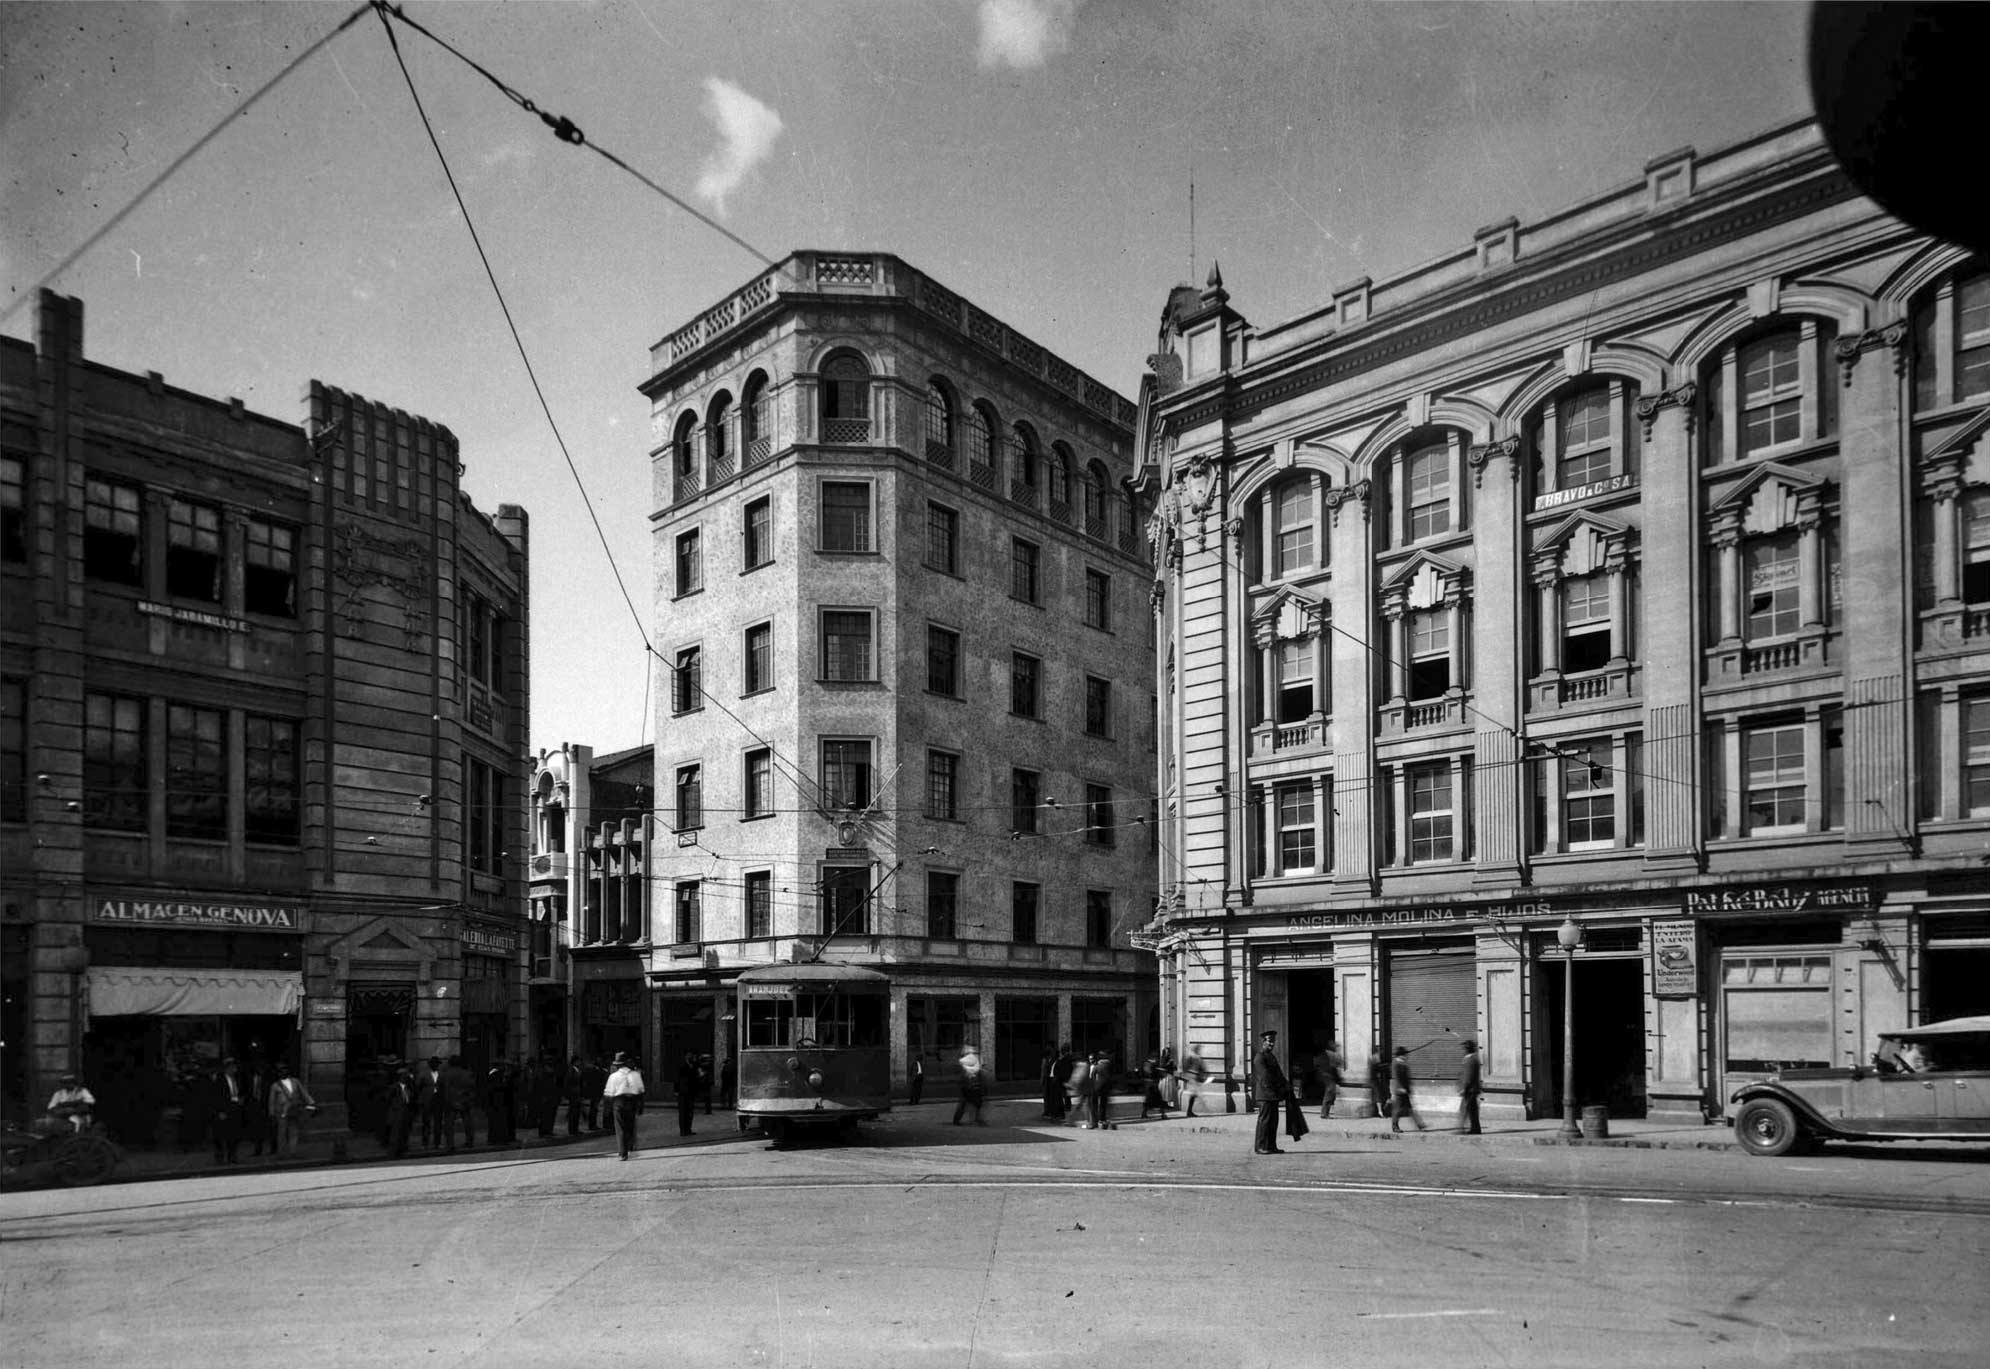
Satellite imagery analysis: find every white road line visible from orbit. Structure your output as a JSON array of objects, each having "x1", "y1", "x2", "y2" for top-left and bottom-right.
[{"x1": 1357, "y1": 1309, "x2": 1508, "y2": 1320}]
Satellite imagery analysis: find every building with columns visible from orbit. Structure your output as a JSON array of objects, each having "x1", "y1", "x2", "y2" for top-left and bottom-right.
[
  {"x1": 1137, "y1": 118, "x2": 1990, "y2": 1125},
  {"x1": 0, "y1": 291, "x2": 530, "y2": 1141},
  {"x1": 639, "y1": 251, "x2": 1157, "y2": 1091}
]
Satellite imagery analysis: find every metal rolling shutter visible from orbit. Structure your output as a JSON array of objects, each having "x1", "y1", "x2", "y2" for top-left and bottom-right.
[{"x1": 1386, "y1": 946, "x2": 1476, "y2": 1062}]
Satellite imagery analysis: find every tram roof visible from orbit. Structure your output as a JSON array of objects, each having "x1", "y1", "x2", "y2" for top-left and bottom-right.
[{"x1": 735, "y1": 961, "x2": 891, "y2": 987}]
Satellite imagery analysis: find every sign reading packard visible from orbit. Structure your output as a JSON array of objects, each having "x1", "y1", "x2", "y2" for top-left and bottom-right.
[
  {"x1": 94, "y1": 898, "x2": 302, "y2": 932},
  {"x1": 1651, "y1": 920, "x2": 1698, "y2": 998}
]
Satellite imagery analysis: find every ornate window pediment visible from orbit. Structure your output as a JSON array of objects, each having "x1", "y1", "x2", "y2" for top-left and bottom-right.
[
  {"x1": 1706, "y1": 462, "x2": 1832, "y2": 540},
  {"x1": 1379, "y1": 551, "x2": 1469, "y2": 615},
  {"x1": 1249, "y1": 585, "x2": 1325, "y2": 647},
  {"x1": 1919, "y1": 408, "x2": 1990, "y2": 500},
  {"x1": 1530, "y1": 511, "x2": 1638, "y2": 583}
]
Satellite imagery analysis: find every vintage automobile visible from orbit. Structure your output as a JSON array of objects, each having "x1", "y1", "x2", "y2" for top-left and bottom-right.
[{"x1": 1730, "y1": 1015, "x2": 1990, "y2": 1156}]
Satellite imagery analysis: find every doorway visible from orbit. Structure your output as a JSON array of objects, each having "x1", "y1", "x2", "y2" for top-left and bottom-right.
[
  {"x1": 1286, "y1": 969, "x2": 1337, "y2": 1101},
  {"x1": 1541, "y1": 957, "x2": 1647, "y2": 1117}
]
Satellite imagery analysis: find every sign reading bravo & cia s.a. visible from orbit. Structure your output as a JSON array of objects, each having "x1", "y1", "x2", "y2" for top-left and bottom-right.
[{"x1": 92, "y1": 898, "x2": 302, "y2": 932}]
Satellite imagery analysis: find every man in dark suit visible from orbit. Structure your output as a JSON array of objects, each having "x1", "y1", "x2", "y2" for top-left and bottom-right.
[
  {"x1": 208, "y1": 1057, "x2": 250, "y2": 1164},
  {"x1": 1252, "y1": 1030, "x2": 1290, "y2": 1155},
  {"x1": 414, "y1": 1055, "x2": 448, "y2": 1151},
  {"x1": 1456, "y1": 1039, "x2": 1483, "y2": 1134},
  {"x1": 441, "y1": 1055, "x2": 476, "y2": 1152}
]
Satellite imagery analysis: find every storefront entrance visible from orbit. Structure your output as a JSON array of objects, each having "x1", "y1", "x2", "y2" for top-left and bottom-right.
[
  {"x1": 906, "y1": 995, "x2": 978, "y2": 1087},
  {"x1": 1285, "y1": 969, "x2": 1337, "y2": 1102},
  {"x1": 995, "y1": 998, "x2": 1055, "y2": 1083},
  {"x1": 1070, "y1": 997, "x2": 1124, "y2": 1068},
  {"x1": 1924, "y1": 916, "x2": 1990, "y2": 1023},
  {"x1": 657, "y1": 992, "x2": 714, "y2": 1096},
  {"x1": 1542, "y1": 957, "x2": 1648, "y2": 1118},
  {"x1": 85, "y1": 1012, "x2": 297, "y2": 1148},
  {"x1": 344, "y1": 983, "x2": 414, "y2": 1135}
]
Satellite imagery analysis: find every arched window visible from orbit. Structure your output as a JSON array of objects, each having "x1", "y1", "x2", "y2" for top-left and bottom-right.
[
  {"x1": 966, "y1": 403, "x2": 1000, "y2": 488},
  {"x1": 1911, "y1": 264, "x2": 1990, "y2": 412},
  {"x1": 820, "y1": 353, "x2": 870, "y2": 442},
  {"x1": 924, "y1": 380, "x2": 954, "y2": 462},
  {"x1": 1532, "y1": 379, "x2": 1639, "y2": 497},
  {"x1": 1012, "y1": 423, "x2": 1041, "y2": 502},
  {"x1": 742, "y1": 371, "x2": 772, "y2": 463},
  {"x1": 1048, "y1": 442, "x2": 1073, "y2": 508},
  {"x1": 706, "y1": 392, "x2": 732, "y2": 468},
  {"x1": 1404, "y1": 440, "x2": 1453, "y2": 541},
  {"x1": 1084, "y1": 461, "x2": 1112, "y2": 536},
  {"x1": 1701, "y1": 321, "x2": 1839, "y2": 462},
  {"x1": 672, "y1": 412, "x2": 699, "y2": 498},
  {"x1": 1258, "y1": 475, "x2": 1321, "y2": 580}
]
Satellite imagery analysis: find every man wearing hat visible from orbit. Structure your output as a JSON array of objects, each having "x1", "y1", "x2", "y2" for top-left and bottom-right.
[
  {"x1": 603, "y1": 1050, "x2": 646, "y2": 1160},
  {"x1": 1252, "y1": 1029, "x2": 1290, "y2": 1155},
  {"x1": 46, "y1": 1072, "x2": 96, "y2": 1133},
  {"x1": 415, "y1": 1056, "x2": 448, "y2": 1151},
  {"x1": 1457, "y1": 1038, "x2": 1483, "y2": 1135}
]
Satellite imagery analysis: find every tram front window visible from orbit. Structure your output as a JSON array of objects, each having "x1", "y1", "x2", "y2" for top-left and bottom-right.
[{"x1": 745, "y1": 992, "x2": 885, "y2": 1048}]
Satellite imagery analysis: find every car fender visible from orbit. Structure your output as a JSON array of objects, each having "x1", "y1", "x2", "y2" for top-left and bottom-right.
[{"x1": 1727, "y1": 1081, "x2": 1835, "y2": 1135}]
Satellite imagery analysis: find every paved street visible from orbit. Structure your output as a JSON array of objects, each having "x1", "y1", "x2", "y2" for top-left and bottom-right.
[{"x1": 6, "y1": 1101, "x2": 1987, "y2": 1368}]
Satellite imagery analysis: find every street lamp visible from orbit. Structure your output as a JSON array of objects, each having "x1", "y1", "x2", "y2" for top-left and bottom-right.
[{"x1": 1556, "y1": 916, "x2": 1584, "y2": 1140}]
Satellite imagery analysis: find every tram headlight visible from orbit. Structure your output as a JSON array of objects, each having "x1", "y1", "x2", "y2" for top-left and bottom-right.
[{"x1": 807, "y1": 1070, "x2": 824, "y2": 1091}]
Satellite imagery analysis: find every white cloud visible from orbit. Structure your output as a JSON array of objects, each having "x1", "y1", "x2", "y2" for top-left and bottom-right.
[
  {"x1": 695, "y1": 77, "x2": 784, "y2": 215},
  {"x1": 977, "y1": 0, "x2": 1081, "y2": 70}
]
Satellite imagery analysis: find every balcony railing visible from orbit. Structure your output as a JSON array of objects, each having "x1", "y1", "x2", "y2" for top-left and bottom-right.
[
  {"x1": 969, "y1": 463, "x2": 998, "y2": 491},
  {"x1": 926, "y1": 439, "x2": 954, "y2": 469},
  {"x1": 1251, "y1": 718, "x2": 1329, "y2": 755},
  {"x1": 1010, "y1": 479, "x2": 1039, "y2": 508},
  {"x1": 743, "y1": 436, "x2": 773, "y2": 468},
  {"x1": 821, "y1": 418, "x2": 870, "y2": 444},
  {"x1": 1707, "y1": 628, "x2": 1833, "y2": 684},
  {"x1": 1378, "y1": 691, "x2": 1468, "y2": 736}
]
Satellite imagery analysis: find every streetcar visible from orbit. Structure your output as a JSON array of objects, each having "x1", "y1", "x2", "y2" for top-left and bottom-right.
[{"x1": 735, "y1": 961, "x2": 892, "y2": 1144}]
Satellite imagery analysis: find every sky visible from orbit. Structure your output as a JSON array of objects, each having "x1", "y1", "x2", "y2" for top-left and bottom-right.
[{"x1": 0, "y1": 0, "x2": 1815, "y2": 754}]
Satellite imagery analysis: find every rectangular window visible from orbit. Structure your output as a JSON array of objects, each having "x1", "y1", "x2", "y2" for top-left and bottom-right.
[
  {"x1": 1011, "y1": 882, "x2": 1039, "y2": 945},
  {"x1": 1558, "y1": 388, "x2": 1615, "y2": 488},
  {"x1": 743, "y1": 623, "x2": 772, "y2": 694},
  {"x1": 821, "y1": 482, "x2": 872, "y2": 552},
  {"x1": 1275, "y1": 481, "x2": 1315, "y2": 575},
  {"x1": 1964, "y1": 491, "x2": 1990, "y2": 605},
  {"x1": 166, "y1": 498, "x2": 222, "y2": 602},
  {"x1": 821, "y1": 610, "x2": 875, "y2": 681},
  {"x1": 245, "y1": 518, "x2": 296, "y2": 617},
  {"x1": 1741, "y1": 334, "x2": 1802, "y2": 452},
  {"x1": 675, "y1": 529, "x2": 702, "y2": 596},
  {"x1": 1408, "y1": 611, "x2": 1451, "y2": 699},
  {"x1": 1084, "y1": 783, "x2": 1115, "y2": 847},
  {"x1": 1745, "y1": 535, "x2": 1801, "y2": 639},
  {"x1": 1, "y1": 678, "x2": 25, "y2": 823},
  {"x1": 1084, "y1": 675, "x2": 1112, "y2": 738},
  {"x1": 1562, "y1": 740, "x2": 1615, "y2": 849},
  {"x1": 1960, "y1": 274, "x2": 1990, "y2": 401},
  {"x1": 926, "y1": 749, "x2": 959, "y2": 820},
  {"x1": 821, "y1": 739, "x2": 872, "y2": 812},
  {"x1": 84, "y1": 476, "x2": 143, "y2": 585},
  {"x1": 927, "y1": 871, "x2": 959, "y2": 939},
  {"x1": 925, "y1": 502, "x2": 959, "y2": 574},
  {"x1": 1562, "y1": 575, "x2": 1613, "y2": 673},
  {"x1": 745, "y1": 871, "x2": 772, "y2": 938},
  {"x1": 1010, "y1": 538, "x2": 1040, "y2": 604},
  {"x1": 673, "y1": 645, "x2": 702, "y2": 713},
  {"x1": 0, "y1": 452, "x2": 24, "y2": 563},
  {"x1": 926, "y1": 624, "x2": 960, "y2": 697},
  {"x1": 1277, "y1": 783, "x2": 1316, "y2": 873},
  {"x1": 466, "y1": 757, "x2": 505, "y2": 875},
  {"x1": 743, "y1": 496, "x2": 772, "y2": 570},
  {"x1": 1407, "y1": 445, "x2": 1452, "y2": 541},
  {"x1": 1011, "y1": 767, "x2": 1040, "y2": 835},
  {"x1": 1965, "y1": 696, "x2": 1990, "y2": 815},
  {"x1": 1086, "y1": 890, "x2": 1112, "y2": 948},
  {"x1": 1408, "y1": 763, "x2": 1454, "y2": 863},
  {"x1": 820, "y1": 866, "x2": 870, "y2": 935},
  {"x1": 166, "y1": 703, "x2": 226, "y2": 841},
  {"x1": 1743, "y1": 723, "x2": 1806, "y2": 833},
  {"x1": 85, "y1": 693, "x2": 147, "y2": 831},
  {"x1": 1276, "y1": 640, "x2": 1315, "y2": 722},
  {"x1": 744, "y1": 748, "x2": 773, "y2": 819},
  {"x1": 1010, "y1": 652, "x2": 1041, "y2": 719},
  {"x1": 1084, "y1": 568, "x2": 1112, "y2": 630},
  {"x1": 675, "y1": 763, "x2": 703, "y2": 831},
  {"x1": 244, "y1": 715, "x2": 299, "y2": 845},
  {"x1": 674, "y1": 881, "x2": 701, "y2": 944}
]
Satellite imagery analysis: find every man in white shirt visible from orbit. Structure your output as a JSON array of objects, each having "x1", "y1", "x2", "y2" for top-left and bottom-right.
[
  {"x1": 47, "y1": 1073, "x2": 95, "y2": 1133},
  {"x1": 602, "y1": 1051, "x2": 646, "y2": 1160}
]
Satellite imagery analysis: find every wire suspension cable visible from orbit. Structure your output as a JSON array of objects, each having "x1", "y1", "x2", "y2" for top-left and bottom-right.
[{"x1": 1, "y1": 2, "x2": 376, "y2": 326}]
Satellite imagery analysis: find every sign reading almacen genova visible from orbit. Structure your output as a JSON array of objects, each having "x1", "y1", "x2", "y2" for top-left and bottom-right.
[{"x1": 93, "y1": 896, "x2": 304, "y2": 933}]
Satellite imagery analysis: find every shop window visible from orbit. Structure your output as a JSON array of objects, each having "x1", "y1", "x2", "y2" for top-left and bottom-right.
[
  {"x1": 1084, "y1": 675, "x2": 1112, "y2": 738},
  {"x1": 1011, "y1": 882, "x2": 1039, "y2": 944},
  {"x1": 1011, "y1": 767, "x2": 1040, "y2": 835},
  {"x1": 926, "y1": 749, "x2": 959, "y2": 820},
  {"x1": 742, "y1": 496, "x2": 772, "y2": 570},
  {"x1": 820, "y1": 481, "x2": 873, "y2": 552},
  {"x1": 820, "y1": 865, "x2": 870, "y2": 935},
  {"x1": 1743, "y1": 723, "x2": 1806, "y2": 834},
  {"x1": 1, "y1": 677, "x2": 25, "y2": 823},
  {"x1": 1911, "y1": 267, "x2": 1990, "y2": 411},
  {"x1": 1084, "y1": 568, "x2": 1112, "y2": 630},
  {"x1": 745, "y1": 870, "x2": 772, "y2": 938},
  {"x1": 1722, "y1": 955, "x2": 1833, "y2": 1071},
  {"x1": 84, "y1": 476, "x2": 143, "y2": 586},
  {"x1": 743, "y1": 623, "x2": 771, "y2": 695},
  {"x1": 675, "y1": 764, "x2": 703, "y2": 831},
  {"x1": 244, "y1": 715, "x2": 299, "y2": 845},
  {"x1": 0, "y1": 451, "x2": 23, "y2": 564},
  {"x1": 924, "y1": 380, "x2": 955, "y2": 460},
  {"x1": 820, "y1": 609, "x2": 875, "y2": 681},
  {"x1": 245, "y1": 518, "x2": 296, "y2": 617},
  {"x1": 1011, "y1": 537, "x2": 1041, "y2": 604},
  {"x1": 674, "y1": 528, "x2": 702, "y2": 596},
  {"x1": 743, "y1": 748, "x2": 773, "y2": 819},
  {"x1": 820, "y1": 738, "x2": 872, "y2": 812},
  {"x1": 820, "y1": 353, "x2": 870, "y2": 443},
  {"x1": 674, "y1": 881, "x2": 701, "y2": 944},
  {"x1": 925, "y1": 502, "x2": 959, "y2": 574},
  {"x1": 1276, "y1": 782, "x2": 1317, "y2": 874},
  {"x1": 86, "y1": 693, "x2": 145, "y2": 831},
  {"x1": 1010, "y1": 651, "x2": 1042, "y2": 719},
  {"x1": 927, "y1": 624, "x2": 960, "y2": 698},
  {"x1": 1408, "y1": 610, "x2": 1451, "y2": 699},
  {"x1": 927, "y1": 872, "x2": 959, "y2": 938},
  {"x1": 1408, "y1": 763, "x2": 1455, "y2": 864},
  {"x1": 1086, "y1": 890, "x2": 1112, "y2": 948},
  {"x1": 1084, "y1": 783, "x2": 1115, "y2": 847}
]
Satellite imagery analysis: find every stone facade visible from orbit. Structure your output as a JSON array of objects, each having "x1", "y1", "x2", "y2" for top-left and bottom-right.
[
  {"x1": 1139, "y1": 120, "x2": 1990, "y2": 1125},
  {"x1": 0, "y1": 292, "x2": 529, "y2": 1139}
]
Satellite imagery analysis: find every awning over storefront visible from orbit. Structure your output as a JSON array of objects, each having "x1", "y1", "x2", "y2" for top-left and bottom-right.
[{"x1": 86, "y1": 966, "x2": 303, "y2": 1017}]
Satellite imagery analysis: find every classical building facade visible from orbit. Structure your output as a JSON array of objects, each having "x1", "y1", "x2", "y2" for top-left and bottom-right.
[
  {"x1": 0, "y1": 291, "x2": 530, "y2": 1140},
  {"x1": 526, "y1": 742, "x2": 654, "y2": 1067},
  {"x1": 639, "y1": 251, "x2": 1157, "y2": 1088},
  {"x1": 1138, "y1": 119, "x2": 1990, "y2": 1124}
]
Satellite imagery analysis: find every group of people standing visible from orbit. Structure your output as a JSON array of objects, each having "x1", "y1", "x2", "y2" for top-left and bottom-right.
[
  {"x1": 1252, "y1": 1032, "x2": 1486, "y2": 1152},
  {"x1": 198, "y1": 1056, "x2": 318, "y2": 1163}
]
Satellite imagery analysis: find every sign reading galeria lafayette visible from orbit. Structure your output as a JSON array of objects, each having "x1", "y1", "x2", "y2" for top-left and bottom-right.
[{"x1": 93, "y1": 896, "x2": 304, "y2": 932}]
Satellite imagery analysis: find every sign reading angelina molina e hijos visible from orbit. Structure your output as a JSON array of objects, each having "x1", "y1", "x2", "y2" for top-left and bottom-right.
[{"x1": 91, "y1": 896, "x2": 304, "y2": 933}]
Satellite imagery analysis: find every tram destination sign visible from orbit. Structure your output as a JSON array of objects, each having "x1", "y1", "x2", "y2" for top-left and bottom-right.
[
  {"x1": 93, "y1": 897, "x2": 302, "y2": 932},
  {"x1": 1683, "y1": 884, "x2": 1872, "y2": 915}
]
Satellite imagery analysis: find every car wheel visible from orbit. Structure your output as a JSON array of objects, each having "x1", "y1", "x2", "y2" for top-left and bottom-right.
[
  {"x1": 54, "y1": 1135, "x2": 118, "y2": 1186},
  {"x1": 1734, "y1": 1098, "x2": 1804, "y2": 1157}
]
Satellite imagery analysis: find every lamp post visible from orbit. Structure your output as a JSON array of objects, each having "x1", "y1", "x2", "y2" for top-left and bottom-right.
[{"x1": 1556, "y1": 917, "x2": 1584, "y2": 1139}]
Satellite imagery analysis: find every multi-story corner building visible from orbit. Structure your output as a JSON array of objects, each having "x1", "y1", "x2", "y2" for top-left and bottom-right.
[
  {"x1": 1138, "y1": 119, "x2": 1990, "y2": 1125},
  {"x1": 636, "y1": 251, "x2": 1157, "y2": 1088},
  {"x1": 0, "y1": 291, "x2": 530, "y2": 1140},
  {"x1": 526, "y1": 742, "x2": 654, "y2": 1066}
]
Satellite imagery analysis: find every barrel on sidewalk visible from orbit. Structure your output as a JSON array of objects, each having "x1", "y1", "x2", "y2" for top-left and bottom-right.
[{"x1": 1579, "y1": 1105, "x2": 1610, "y2": 1139}]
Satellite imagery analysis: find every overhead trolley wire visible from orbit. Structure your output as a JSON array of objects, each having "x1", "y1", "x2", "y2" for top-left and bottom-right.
[{"x1": 0, "y1": 2, "x2": 377, "y2": 327}]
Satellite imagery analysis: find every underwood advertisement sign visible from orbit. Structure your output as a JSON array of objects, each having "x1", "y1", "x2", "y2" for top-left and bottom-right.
[{"x1": 1651, "y1": 920, "x2": 1698, "y2": 998}]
